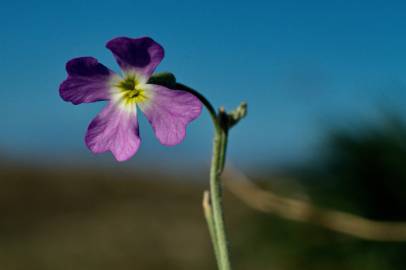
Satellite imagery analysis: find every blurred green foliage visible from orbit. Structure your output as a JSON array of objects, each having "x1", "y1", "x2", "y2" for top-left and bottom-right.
[{"x1": 304, "y1": 115, "x2": 406, "y2": 220}]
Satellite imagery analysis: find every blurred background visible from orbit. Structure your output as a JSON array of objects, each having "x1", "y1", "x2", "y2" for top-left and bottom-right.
[{"x1": 1, "y1": 0, "x2": 406, "y2": 269}]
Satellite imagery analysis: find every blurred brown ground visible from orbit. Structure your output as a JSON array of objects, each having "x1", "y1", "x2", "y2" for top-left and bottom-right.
[
  {"x1": 1, "y1": 159, "x2": 406, "y2": 270},
  {"x1": 0, "y1": 163, "x2": 248, "y2": 270}
]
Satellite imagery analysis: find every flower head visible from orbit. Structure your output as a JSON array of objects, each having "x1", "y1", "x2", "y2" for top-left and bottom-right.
[{"x1": 60, "y1": 37, "x2": 202, "y2": 161}]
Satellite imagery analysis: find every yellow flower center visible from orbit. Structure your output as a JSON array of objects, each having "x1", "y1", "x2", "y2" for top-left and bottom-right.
[{"x1": 116, "y1": 75, "x2": 148, "y2": 106}]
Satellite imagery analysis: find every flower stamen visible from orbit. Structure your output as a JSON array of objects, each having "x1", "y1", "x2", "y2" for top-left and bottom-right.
[{"x1": 112, "y1": 74, "x2": 149, "y2": 110}]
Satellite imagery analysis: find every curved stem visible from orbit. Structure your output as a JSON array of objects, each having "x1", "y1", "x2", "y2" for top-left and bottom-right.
[
  {"x1": 178, "y1": 82, "x2": 232, "y2": 270},
  {"x1": 175, "y1": 83, "x2": 220, "y2": 132}
]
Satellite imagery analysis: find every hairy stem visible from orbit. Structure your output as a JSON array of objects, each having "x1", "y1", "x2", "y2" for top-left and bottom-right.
[
  {"x1": 203, "y1": 191, "x2": 221, "y2": 269},
  {"x1": 178, "y1": 82, "x2": 233, "y2": 270},
  {"x1": 209, "y1": 128, "x2": 231, "y2": 270}
]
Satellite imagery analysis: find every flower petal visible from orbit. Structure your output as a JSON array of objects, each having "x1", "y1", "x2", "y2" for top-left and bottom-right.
[
  {"x1": 138, "y1": 85, "x2": 202, "y2": 146},
  {"x1": 106, "y1": 37, "x2": 164, "y2": 78},
  {"x1": 85, "y1": 103, "x2": 141, "y2": 161},
  {"x1": 60, "y1": 57, "x2": 115, "y2": 105}
]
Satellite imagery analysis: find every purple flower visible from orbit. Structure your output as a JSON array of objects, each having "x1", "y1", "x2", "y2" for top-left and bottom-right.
[{"x1": 60, "y1": 37, "x2": 202, "y2": 161}]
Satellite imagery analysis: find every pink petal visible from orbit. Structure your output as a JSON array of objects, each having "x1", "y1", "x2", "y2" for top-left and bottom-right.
[
  {"x1": 85, "y1": 103, "x2": 141, "y2": 161},
  {"x1": 138, "y1": 85, "x2": 202, "y2": 146}
]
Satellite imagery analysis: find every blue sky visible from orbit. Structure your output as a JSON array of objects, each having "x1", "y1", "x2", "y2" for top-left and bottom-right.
[{"x1": 1, "y1": 0, "x2": 406, "y2": 169}]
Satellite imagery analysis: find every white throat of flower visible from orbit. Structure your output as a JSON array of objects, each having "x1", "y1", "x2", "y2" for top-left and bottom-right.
[{"x1": 109, "y1": 71, "x2": 153, "y2": 112}]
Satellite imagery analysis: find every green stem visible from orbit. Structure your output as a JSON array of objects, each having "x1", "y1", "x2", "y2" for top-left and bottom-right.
[
  {"x1": 178, "y1": 82, "x2": 232, "y2": 270},
  {"x1": 175, "y1": 83, "x2": 219, "y2": 131},
  {"x1": 210, "y1": 129, "x2": 231, "y2": 270},
  {"x1": 218, "y1": 126, "x2": 228, "y2": 174},
  {"x1": 202, "y1": 191, "x2": 222, "y2": 269}
]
